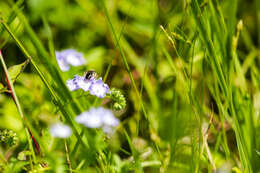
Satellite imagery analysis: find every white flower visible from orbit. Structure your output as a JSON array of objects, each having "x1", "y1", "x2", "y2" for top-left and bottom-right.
[
  {"x1": 66, "y1": 53, "x2": 84, "y2": 66},
  {"x1": 75, "y1": 110, "x2": 103, "y2": 128},
  {"x1": 56, "y1": 52, "x2": 70, "y2": 71},
  {"x1": 75, "y1": 107, "x2": 120, "y2": 133},
  {"x1": 56, "y1": 49, "x2": 86, "y2": 72},
  {"x1": 50, "y1": 123, "x2": 72, "y2": 138}
]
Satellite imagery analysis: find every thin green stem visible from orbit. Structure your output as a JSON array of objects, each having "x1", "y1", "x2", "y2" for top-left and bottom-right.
[
  {"x1": 101, "y1": 0, "x2": 148, "y2": 120},
  {"x1": 0, "y1": 50, "x2": 37, "y2": 166}
]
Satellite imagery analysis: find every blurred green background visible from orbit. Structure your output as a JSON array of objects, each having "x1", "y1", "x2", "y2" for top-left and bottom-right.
[{"x1": 0, "y1": 0, "x2": 260, "y2": 172}]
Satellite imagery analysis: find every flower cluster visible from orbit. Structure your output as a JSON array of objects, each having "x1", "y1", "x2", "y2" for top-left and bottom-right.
[
  {"x1": 50, "y1": 49, "x2": 124, "y2": 138},
  {"x1": 56, "y1": 49, "x2": 86, "y2": 71},
  {"x1": 75, "y1": 107, "x2": 119, "y2": 133},
  {"x1": 66, "y1": 75, "x2": 110, "y2": 98}
]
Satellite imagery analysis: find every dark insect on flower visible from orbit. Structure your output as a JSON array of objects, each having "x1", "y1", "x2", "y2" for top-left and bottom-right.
[{"x1": 84, "y1": 70, "x2": 98, "y2": 81}]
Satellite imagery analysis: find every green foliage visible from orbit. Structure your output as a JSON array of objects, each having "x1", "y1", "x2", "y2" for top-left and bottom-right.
[{"x1": 7, "y1": 59, "x2": 29, "y2": 83}]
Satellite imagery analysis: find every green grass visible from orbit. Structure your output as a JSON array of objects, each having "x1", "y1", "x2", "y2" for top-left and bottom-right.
[{"x1": 0, "y1": 0, "x2": 260, "y2": 172}]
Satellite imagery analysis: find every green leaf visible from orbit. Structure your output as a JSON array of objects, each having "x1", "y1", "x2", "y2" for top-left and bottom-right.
[
  {"x1": 17, "y1": 150, "x2": 32, "y2": 161},
  {"x1": 8, "y1": 60, "x2": 28, "y2": 83}
]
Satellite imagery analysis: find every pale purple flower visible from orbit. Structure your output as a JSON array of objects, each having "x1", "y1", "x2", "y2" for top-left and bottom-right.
[
  {"x1": 89, "y1": 78, "x2": 109, "y2": 98},
  {"x1": 75, "y1": 107, "x2": 120, "y2": 132},
  {"x1": 50, "y1": 123, "x2": 72, "y2": 138},
  {"x1": 56, "y1": 49, "x2": 86, "y2": 71}
]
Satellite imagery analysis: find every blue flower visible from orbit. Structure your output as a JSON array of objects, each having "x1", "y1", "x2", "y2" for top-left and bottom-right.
[
  {"x1": 66, "y1": 75, "x2": 110, "y2": 98},
  {"x1": 56, "y1": 49, "x2": 86, "y2": 71},
  {"x1": 75, "y1": 107, "x2": 120, "y2": 132},
  {"x1": 50, "y1": 123, "x2": 72, "y2": 138}
]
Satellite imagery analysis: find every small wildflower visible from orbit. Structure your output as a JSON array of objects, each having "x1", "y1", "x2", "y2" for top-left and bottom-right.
[
  {"x1": 66, "y1": 79, "x2": 76, "y2": 91},
  {"x1": 50, "y1": 123, "x2": 72, "y2": 138},
  {"x1": 75, "y1": 107, "x2": 120, "y2": 133},
  {"x1": 89, "y1": 78, "x2": 109, "y2": 98},
  {"x1": 66, "y1": 74, "x2": 110, "y2": 98},
  {"x1": 56, "y1": 51, "x2": 69, "y2": 71},
  {"x1": 56, "y1": 49, "x2": 86, "y2": 71}
]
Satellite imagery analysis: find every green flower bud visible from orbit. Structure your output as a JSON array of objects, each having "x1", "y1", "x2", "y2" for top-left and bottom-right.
[
  {"x1": 0, "y1": 129, "x2": 18, "y2": 146},
  {"x1": 109, "y1": 88, "x2": 126, "y2": 110}
]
